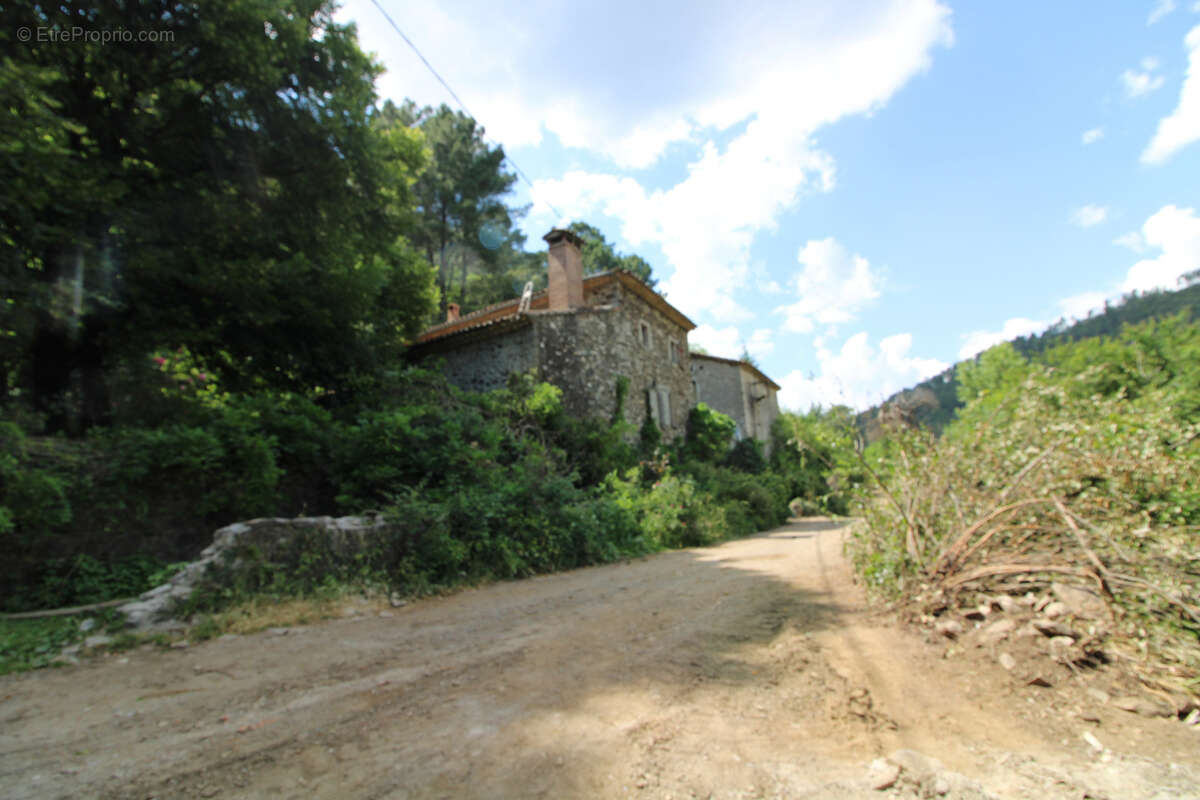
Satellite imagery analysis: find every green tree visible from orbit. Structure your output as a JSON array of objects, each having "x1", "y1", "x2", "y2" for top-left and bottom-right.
[
  {"x1": 384, "y1": 101, "x2": 518, "y2": 314},
  {"x1": 0, "y1": 1, "x2": 436, "y2": 430},
  {"x1": 956, "y1": 342, "x2": 1028, "y2": 406},
  {"x1": 567, "y1": 222, "x2": 656, "y2": 286}
]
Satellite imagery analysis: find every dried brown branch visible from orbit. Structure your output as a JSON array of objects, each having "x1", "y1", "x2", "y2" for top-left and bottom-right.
[
  {"x1": 1052, "y1": 497, "x2": 1115, "y2": 605},
  {"x1": 942, "y1": 562, "x2": 1095, "y2": 590},
  {"x1": 1108, "y1": 572, "x2": 1200, "y2": 625},
  {"x1": 933, "y1": 498, "x2": 1056, "y2": 576}
]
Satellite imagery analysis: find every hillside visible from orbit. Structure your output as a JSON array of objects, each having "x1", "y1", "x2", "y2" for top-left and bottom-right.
[{"x1": 862, "y1": 280, "x2": 1200, "y2": 435}]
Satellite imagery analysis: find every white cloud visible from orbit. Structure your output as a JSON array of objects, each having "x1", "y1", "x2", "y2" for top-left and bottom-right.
[
  {"x1": 1114, "y1": 231, "x2": 1148, "y2": 251},
  {"x1": 774, "y1": 238, "x2": 882, "y2": 333},
  {"x1": 1058, "y1": 291, "x2": 1110, "y2": 320},
  {"x1": 1071, "y1": 204, "x2": 1109, "y2": 227},
  {"x1": 1122, "y1": 57, "x2": 1166, "y2": 97},
  {"x1": 957, "y1": 317, "x2": 1046, "y2": 360},
  {"x1": 747, "y1": 329, "x2": 775, "y2": 359},
  {"x1": 1056, "y1": 205, "x2": 1200, "y2": 321},
  {"x1": 777, "y1": 331, "x2": 947, "y2": 412},
  {"x1": 1143, "y1": 25, "x2": 1200, "y2": 164},
  {"x1": 689, "y1": 325, "x2": 776, "y2": 360},
  {"x1": 689, "y1": 324, "x2": 742, "y2": 358},
  {"x1": 1121, "y1": 204, "x2": 1200, "y2": 292},
  {"x1": 1082, "y1": 127, "x2": 1104, "y2": 144},
  {"x1": 1149, "y1": 0, "x2": 1177, "y2": 25},
  {"x1": 509, "y1": 0, "x2": 952, "y2": 319}
]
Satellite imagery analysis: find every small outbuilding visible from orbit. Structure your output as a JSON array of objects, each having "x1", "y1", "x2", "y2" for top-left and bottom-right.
[{"x1": 689, "y1": 353, "x2": 781, "y2": 456}]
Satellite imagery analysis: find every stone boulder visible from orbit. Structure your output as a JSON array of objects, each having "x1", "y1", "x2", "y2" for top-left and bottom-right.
[{"x1": 119, "y1": 514, "x2": 398, "y2": 630}]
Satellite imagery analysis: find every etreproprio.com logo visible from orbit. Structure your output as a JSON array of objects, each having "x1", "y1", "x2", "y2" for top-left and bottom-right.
[{"x1": 17, "y1": 26, "x2": 175, "y2": 44}]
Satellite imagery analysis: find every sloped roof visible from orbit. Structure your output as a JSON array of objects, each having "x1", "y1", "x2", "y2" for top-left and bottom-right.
[
  {"x1": 690, "y1": 352, "x2": 782, "y2": 391},
  {"x1": 414, "y1": 270, "x2": 696, "y2": 348}
]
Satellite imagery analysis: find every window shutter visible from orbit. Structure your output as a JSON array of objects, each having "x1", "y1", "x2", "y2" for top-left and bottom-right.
[
  {"x1": 657, "y1": 387, "x2": 671, "y2": 427},
  {"x1": 647, "y1": 388, "x2": 660, "y2": 424}
]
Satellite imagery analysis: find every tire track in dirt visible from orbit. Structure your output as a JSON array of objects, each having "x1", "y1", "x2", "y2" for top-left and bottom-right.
[{"x1": 2, "y1": 518, "x2": 1197, "y2": 799}]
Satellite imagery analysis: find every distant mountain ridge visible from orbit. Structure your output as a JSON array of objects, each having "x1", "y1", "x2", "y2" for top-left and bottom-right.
[{"x1": 862, "y1": 279, "x2": 1200, "y2": 436}]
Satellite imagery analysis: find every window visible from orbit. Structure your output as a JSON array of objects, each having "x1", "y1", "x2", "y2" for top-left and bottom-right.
[
  {"x1": 669, "y1": 339, "x2": 679, "y2": 365},
  {"x1": 646, "y1": 386, "x2": 670, "y2": 427},
  {"x1": 640, "y1": 322, "x2": 650, "y2": 348}
]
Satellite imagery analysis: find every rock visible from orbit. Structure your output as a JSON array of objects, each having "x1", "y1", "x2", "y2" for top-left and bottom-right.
[
  {"x1": 1081, "y1": 731, "x2": 1104, "y2": 752},
  {"x1": 979, "y1": 618, "x2": 1016, "y2": 644},
  {"x1": 170, "y1": 640, "x2": 190, "y2": 650},
  {"x1": 1051, "y1": 582, "x2": 1107, "y2": 620},
  {"x1": 1048, "y1": 635, "x2": 1076, "y2": 652},
  {"x1": 1032, "y1": 618, "x2": 1077, "y2": 638},
  {"x1": 1042, "y1": 601, "x2": 1068, "y2": 619},
  {"x1": 1015, "y1": 622, "x2": 1041, "y2": 639},
  {"x1": 1086, "y1": 688, "x2": 1111, "y2": 705},
  {"x1": 1034, "y1": 595, "x2": 1052, "y2": 612},
  {"x1": 887, "y1": 749, "x2": 943, "y2": 781},
  {"x1": 119, "y1": 515, "x2": 401, "y2": 631},
  {"x1": 932, "y1": 775, "x2": 951, "y2": 795},
  {"x1": 998, "y1": 652, "x2": 1017, "y2": 671},
  {"x1": 79, "y1": 618, "x2": 96, "y2": 633},
  {"x1": 993, "y1": 595, "x2": 1018, "y2": 614},
  {"x1": 341, "y1": 606, "x2": 360, "y2": 618},
  {"x1": 389, "y1": 595, "x2": 408, "y2": 608},
  {"x1": 1112, "y1": 696, "x2": 1174, "y2": 718},
  {"x1": 963, "y1": 607, "x2": 987, "y2": 621},
  {"x1": 1026, "y1": 675, "x2": 1053, "y2": 687},
  {"x1": 935, "y1": 619, "x2": 964, "y2": 639},
  {"x1": 1183, "y1": 709, "x2": 1200, "y2": 727},
  {"x1": 865, "y1": 758, "x2": 901, "y2": 790},
  {"x1": 83, "y1": 634, "x2": 113, "y2": 649},
  {"x1": 378, "y1": 611, "x2": 394, "y2": 618},
  {"x1": 268, "y1": 627, "x2": 290, "y2": 636}
]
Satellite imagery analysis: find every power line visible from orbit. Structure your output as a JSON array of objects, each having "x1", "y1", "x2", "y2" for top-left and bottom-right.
[{"x1": 367, "y1": 0, "x2": 565, "y2": 221}]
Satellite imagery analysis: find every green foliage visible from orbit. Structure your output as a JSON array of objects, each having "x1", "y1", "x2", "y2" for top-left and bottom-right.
[
  {"x1": 0, "y1": 608, "x2": 127, "y2": 675},
  {"x1": 1, "y1": 0, "x2": 438, "y2": 430},
  {"x1": 0, "y1": 616, "x2": 83, "y2": 675},
  {"x1": 724, "y1": 438, "x2": 766, "y2": 474},
  {"x1": 848, "y1": 316, "x2": 1200, "y2": 689},
  {"x1": 862, "y1": 282, "x2": 1199, "y2": 436},
  {"x1": 567, "y1": 222, "x2": 656, "y2": 286},
  {"x1": 770, "y1": 407, "x2": 863, "y2": 515},
  {"x1": 955, "y1": 342, "x2": 1028, "y2": 406},
  {"x1": 683, "y1": 403, "x2": 736, "y2": 462},
  {"x1": 382, "y1": 100, "x2": 524, "y2": 315}
]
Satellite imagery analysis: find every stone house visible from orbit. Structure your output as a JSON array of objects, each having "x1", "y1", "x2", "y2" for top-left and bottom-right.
[
  {"x1": 690, "y1": 353, "x2": 781, "y2": 455},
  {"x1": 407, "y1": 229, "x2": 696, "y2": 440}
]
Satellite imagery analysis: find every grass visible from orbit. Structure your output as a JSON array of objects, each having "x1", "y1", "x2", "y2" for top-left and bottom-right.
[{"x1": 0, "y1": 615, "x2": 89, "y2": 675}]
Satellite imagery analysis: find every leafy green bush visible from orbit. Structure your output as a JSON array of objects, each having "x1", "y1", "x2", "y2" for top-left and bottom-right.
[
  {"x1": 848, "y1": 316, "x2": 1200, "y2": 695},
  {"x1": 724, "y1": 437, "x2": 766, "y2": 474},
  {"x1": 683, "y1": 402, "x2": 736, "y2": 462}
]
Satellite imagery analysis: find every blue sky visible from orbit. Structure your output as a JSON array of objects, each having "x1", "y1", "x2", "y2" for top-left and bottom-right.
[{"x1": 339, "y1": 0, "x2": 1200, "y2": 411}]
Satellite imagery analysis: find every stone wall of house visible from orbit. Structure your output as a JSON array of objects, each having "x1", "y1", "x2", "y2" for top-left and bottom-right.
[
  {"x1": 530, "y1": 282, "x2": 693, "y2": 441},
  {"x1": 748, "y1": 383, "x2": 781, "y2": 451},
  {"x1": 691, "y1": 357, "x2": 781, "y2": 456},
  {"x1": 432, "y1": 323, "x2": 537, "y2": 394},
  {"x1": 692, "y1": 357, "x2": 750, "y2": 436}
]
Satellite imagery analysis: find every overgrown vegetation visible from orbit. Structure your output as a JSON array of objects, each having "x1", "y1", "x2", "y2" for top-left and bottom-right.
[
  {"x1": 846, "y1": 314, "x2": 1200, "y2": 699},
  {"x1": 862, "y1": 280, "x2": 1199, "y2": 435}
]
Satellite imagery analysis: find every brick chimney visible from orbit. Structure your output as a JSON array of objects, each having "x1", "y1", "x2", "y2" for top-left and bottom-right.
[
  {"x1": 544, "y1": 228, "x2": 584, "y2": 311},
  {"x1": 446, "y1": 303, "x2": 460, "y2": 323}
]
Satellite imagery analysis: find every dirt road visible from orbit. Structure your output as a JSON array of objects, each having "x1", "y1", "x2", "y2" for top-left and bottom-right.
[{"x1": 2, "y1": 519, "x2": 1198, "y2": 799}]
